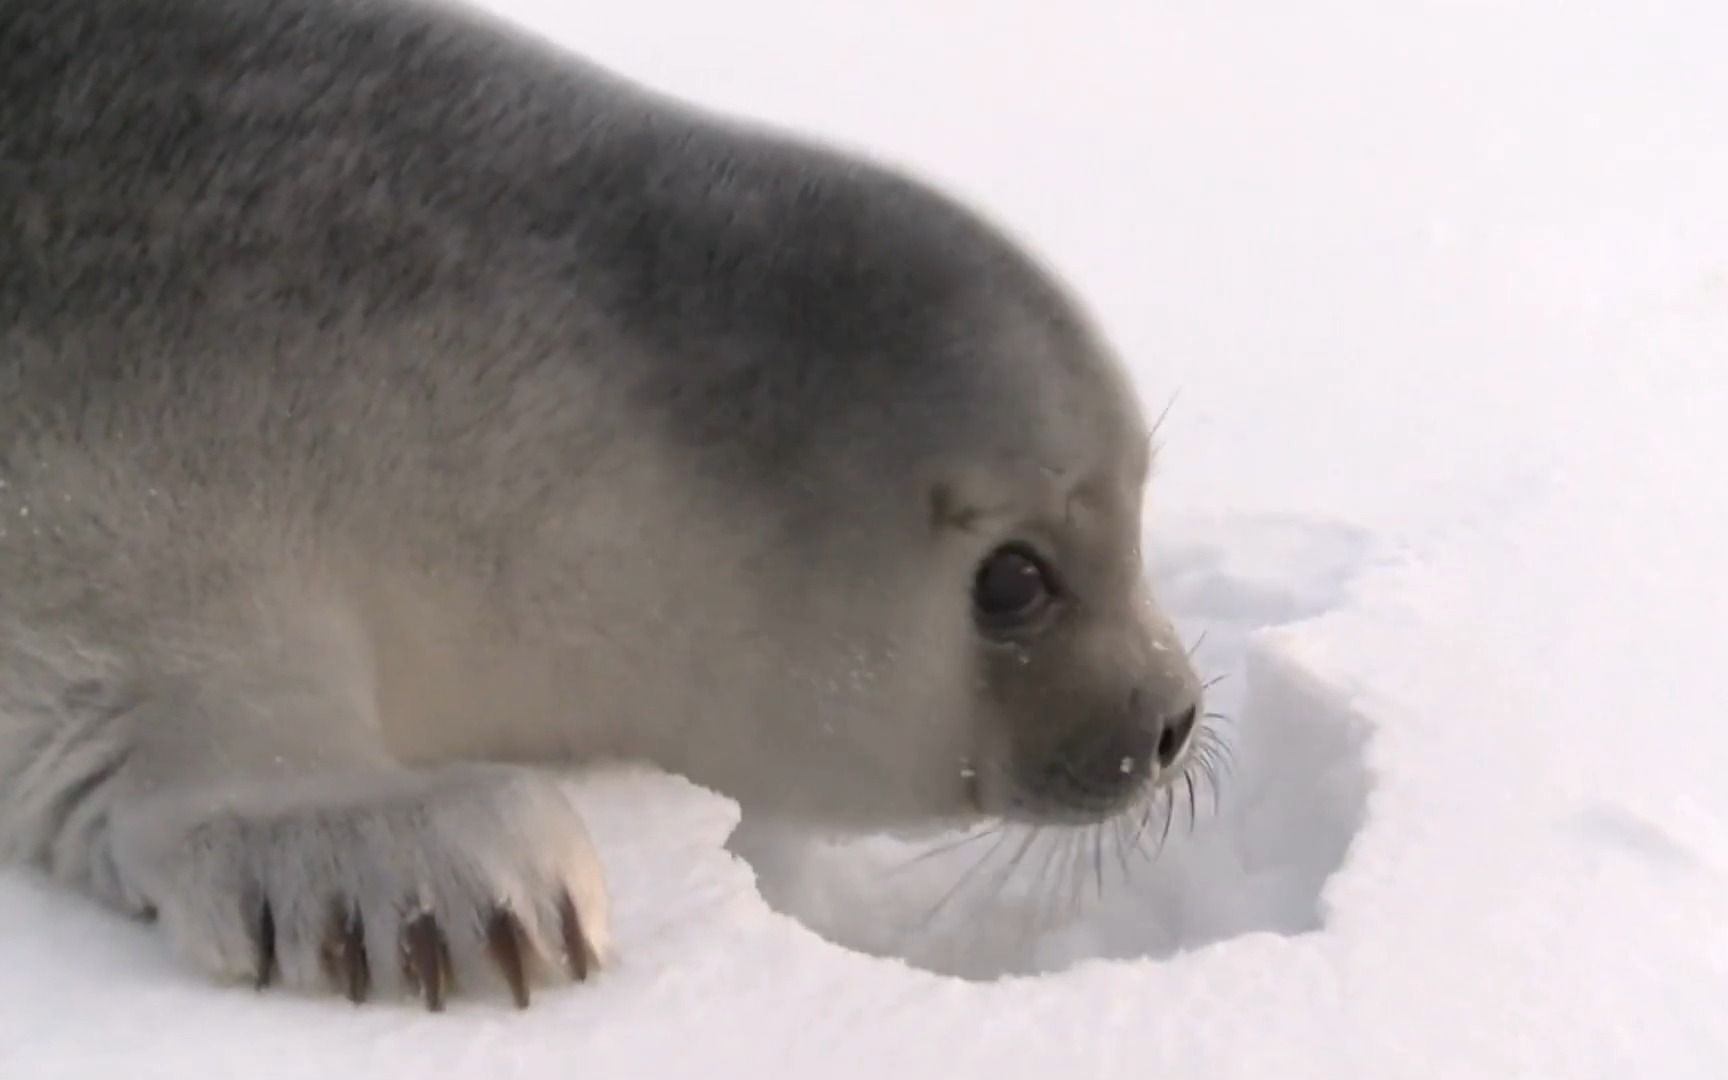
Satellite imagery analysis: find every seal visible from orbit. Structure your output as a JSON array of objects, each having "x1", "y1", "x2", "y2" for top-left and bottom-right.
[{"x1": 0, "y1": 0, "x2": 1206, "y2": 1009}]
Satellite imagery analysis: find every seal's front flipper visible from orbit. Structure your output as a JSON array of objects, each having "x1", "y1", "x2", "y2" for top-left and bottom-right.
[
  {"x1": 112, "y1": 761, "x2": 609, "y2": 1009},
  {"x1": 58, "y1": 596, "x2": 609, "y2": 1010}
]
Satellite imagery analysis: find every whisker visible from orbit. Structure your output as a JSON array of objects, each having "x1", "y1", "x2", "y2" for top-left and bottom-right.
[
  {"x1": 888, "y1": 821, "x2": 1003, "y2": 874},
  {"x1": 1029, "y1": 826, "x2": 1068, "y2": 936},
  {"x1": 1128, "y1": 787, "x2": 1158, "y2": 851},
  {"x1": 1065, "y1": 828, "x2": 1088, "y2": 918},
  {"x1": 1091, "y1": 821, "x2": 1105, "y2": 901},
  {"x1": 961, "y1": 822, "x2": 1044, "y2": 944},
  {"x1": 1202, "y1": 735, "x2": 1237, "y2": 780},
  {"x1": 1148, "y1": 387, "x2": 1182, "y2": 443},
  {"x1": 1144, "y1": 388, "x2": 1183, "y2": 468},
  {"x1": 911, "y1": 824, "x2": 1018, "y2": 935},
  {"x1": 1112, "y1": 808, "x2": 1134, "y2": 883},
  {"x1": 1005, "y1": 828, "x2": 1052, "y2": 949},
  {"x1": 1156, "y1": 784, "x2": 1176, "y2": 853}
]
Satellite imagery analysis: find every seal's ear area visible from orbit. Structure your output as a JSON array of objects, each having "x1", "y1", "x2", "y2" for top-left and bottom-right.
[
  {"x1": 927, "y1": 482, "x2": 984, "y2": 534},
  {"x1": 923, "y1": 461, "x2": 1062, "y2": 537}
]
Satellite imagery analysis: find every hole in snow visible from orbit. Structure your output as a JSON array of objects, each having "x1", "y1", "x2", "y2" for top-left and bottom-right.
[{"x1": 729, "y1": 513, "x2": 1379, "y2": 979}]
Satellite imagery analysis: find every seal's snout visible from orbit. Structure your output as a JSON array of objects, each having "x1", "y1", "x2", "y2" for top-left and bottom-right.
[{"x1": 1044, "y1": 687, "x2": 1200, "y2": 810}]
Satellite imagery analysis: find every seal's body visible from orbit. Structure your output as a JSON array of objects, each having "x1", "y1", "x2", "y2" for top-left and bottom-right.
[{"x1": 0, "y1": 0, "x2": 1204, "y2": 1008}]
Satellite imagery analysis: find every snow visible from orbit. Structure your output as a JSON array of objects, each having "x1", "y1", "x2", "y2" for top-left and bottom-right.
[{"x1": 5, "y1": 0, "x2": 1728, "y2": 1076}]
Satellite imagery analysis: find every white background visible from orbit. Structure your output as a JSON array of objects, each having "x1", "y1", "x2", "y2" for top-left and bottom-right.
[{"x1": 3, "y1": 1, "x2": 1726, "y2": 1076}]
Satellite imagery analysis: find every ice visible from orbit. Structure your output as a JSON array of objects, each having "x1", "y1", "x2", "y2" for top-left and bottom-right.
[{"x1": 3, "y1": 0, "x2": 1726, "y2": 1076}]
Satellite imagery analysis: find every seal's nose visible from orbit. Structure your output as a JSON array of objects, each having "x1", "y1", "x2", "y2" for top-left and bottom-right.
[
  {"x1": 1128, "y1": 686, "x2": 1198, "y2": 772},
  {"x1": 1059, "y1": 691, "x2": 1200, "y2": 793},
  {"x1": 1154, "y1": 701, "x2": 1198, "y2": 769}
]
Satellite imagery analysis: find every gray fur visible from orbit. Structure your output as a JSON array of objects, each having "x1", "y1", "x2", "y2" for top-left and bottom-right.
[{"x1": 0, "y1": 0, "x2": 1202, "y2": 1007}]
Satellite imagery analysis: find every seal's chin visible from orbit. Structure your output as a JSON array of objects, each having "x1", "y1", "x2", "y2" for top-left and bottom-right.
[
  {"x1": 992, "y1": 780, "x2": 1150, "y2": 827},
  {"x1": 968, "y1": 760, "x2": 1161, "y2": 827},
  {"x1": 968, "y1": 735, "x2": 1202, "y2": 827}
]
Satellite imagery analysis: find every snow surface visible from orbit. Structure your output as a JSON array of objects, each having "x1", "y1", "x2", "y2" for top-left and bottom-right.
[{"x1": 5, "y1": 0, "x2": 1728, "y2": 1076}]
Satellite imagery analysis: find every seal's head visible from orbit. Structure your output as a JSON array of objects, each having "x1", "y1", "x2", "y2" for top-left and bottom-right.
[
  {"x1": 930, "y1": 374, "x2": 1204, "y2": 828},
  {"x1": 629, "y1": 133, "x2": 1203, "y2": 830},
  {"x1": 911, "y1": 244, "x2": 1206, "y2": 829},
  {"x1": 790, "y1": 257, "x2": 1204, "y2": 828}
]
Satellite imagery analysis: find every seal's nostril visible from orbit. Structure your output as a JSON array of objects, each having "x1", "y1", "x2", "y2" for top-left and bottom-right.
[{"x1": 1155, "y1": 703, "x2": 1198, "y2": 768}]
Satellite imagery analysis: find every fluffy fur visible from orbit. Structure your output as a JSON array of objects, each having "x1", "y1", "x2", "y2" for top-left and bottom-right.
[{"x1": 0, "y1": 0, "x2": 1202, "y2": 1008}]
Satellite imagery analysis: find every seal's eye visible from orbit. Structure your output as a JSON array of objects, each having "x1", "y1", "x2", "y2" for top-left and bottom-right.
[{"x1": 973, "y1": 543, "x2": 1056, "y2": 631}]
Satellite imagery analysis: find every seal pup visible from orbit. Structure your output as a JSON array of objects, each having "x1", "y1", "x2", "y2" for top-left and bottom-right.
[{"x1": 0, "y1": 0, "x2": 1206, "y2": 1008}]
